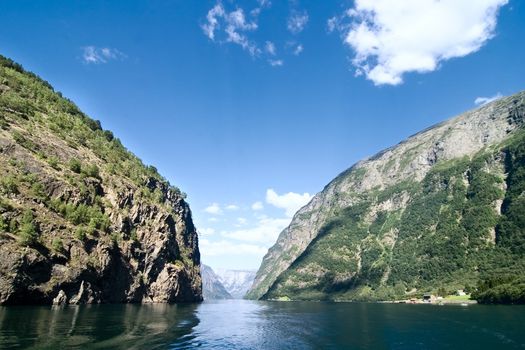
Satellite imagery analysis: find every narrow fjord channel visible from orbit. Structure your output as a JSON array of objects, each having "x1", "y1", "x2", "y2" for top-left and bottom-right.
[{"x1": 1, "y1": 301, "x2": 525, "y2": 349}]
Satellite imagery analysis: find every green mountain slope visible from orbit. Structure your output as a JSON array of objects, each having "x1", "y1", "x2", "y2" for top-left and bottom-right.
[
  {"x1": 248, "y1": 91, "x2": 525, "y2": 304},
  {"x1": 0, "y1": 55, "x2": 202, "y2": 304}
]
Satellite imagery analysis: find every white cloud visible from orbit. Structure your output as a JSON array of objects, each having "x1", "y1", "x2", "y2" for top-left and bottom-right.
[
  {"x1": 251, "y1": 0, "x2": 272, "y2": 16},
  {"x1": 474, "y1": 92, "x2": 503, "y2": 105},
  {"x1": 258, "y1": 0, "x2": 271, "y2": 7},
  {"x1": 204, "y1": 203, "x2": 223, "y2": 215},
  {"x1": 265, "y1": 41, "x2": 283, "y2": 66},
  {"x1": 202, "y1": 3, "x2": 262, "y2": 56},
  {"x1": 198, "y1": 187, "x2": 314, "y2": 266},
  {"x1": 222, "y1": 216, "x2": 290, "y2": 244},
  {"x1": 266, "y1": 188, "x2": 312, "y2": 217},
  {"x1": 251, "y1": 201, "x2": 264, "y2": 211},
  {"x1": 268, "y1": 59, "x2": 284, "y2": 67},
  {"x1": 202, "y1": 4, "x2": 225, "y2": 40},
  {"x1": 225, "y1": 204, "x2": 240, "y2": 211},
  {"x1": 81, "y1": 46, "x2": 125, "y2": 64},
  {"x1": 293, "y1": 44, "x2": 304, "y2": 56},
  {"x1": 237, "y1": 217, "x2": 248, "y2": 226},
  {"x1": 202, "y1": 1, "x2": 308, "y2": 65},
  {"x1": 327, "y1": 16, "x2": 338, "y2": 33},
  {"x1": 287, "y1": 10, "x2": 309, "y2": 34},
  {"x1": 199, "y1": 228, "x2": 216, "y2": 236},
  {"x1": 332, "y1": 0, "x2": 508, "y2": 85},
  {"x1": 200, "y1": 239, "x2": 267, "y2": 256},
  {"x1": 265, "y1": 41, "x2": 276, "y2": 56}
]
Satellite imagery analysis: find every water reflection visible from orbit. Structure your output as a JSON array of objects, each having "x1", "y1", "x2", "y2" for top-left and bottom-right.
[
  {"x1": 1, "y1": 301, "x2": 525, "y2": 349},
  {"x1": 0, "y1": 303, "x2": 199, "y2": 349},
  {"x1": 171, "y1": 301, "x2": 525, "y2": 350}
]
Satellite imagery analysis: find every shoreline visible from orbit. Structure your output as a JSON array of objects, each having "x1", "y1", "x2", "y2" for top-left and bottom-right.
[
  {"x1": 268, "y1": 295, "x2": 479, "y2": 305},
  {"x1": 379, "y1": 299, "x2": 477, "y2": 305}
]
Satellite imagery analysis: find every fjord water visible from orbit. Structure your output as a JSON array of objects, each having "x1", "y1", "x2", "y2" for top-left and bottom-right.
[{"x1": 1, "y1": 301, "x2": 524, "y2": 349}]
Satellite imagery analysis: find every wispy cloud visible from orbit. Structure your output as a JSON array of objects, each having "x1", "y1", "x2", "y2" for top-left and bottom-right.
[
  {"x1": 236, "y1": 217, "x2": 248, "y2": 226},
  {"x1": 204, "y1": 203, "x2": 223, "y2": 215},
  {"x1": 285, "y1": 41, "x2": 304, "y2": 56},
  {"x1": 81, "y1": 46, "x2": 125, "y2": 64},
  {"x1": 265, "y1": 41, "x2": 277, "y2": 56},
  {"x1": 265, "y1": 42, "x2": 285, "y2": 66},
  {"x1": 266, "y1": 188, "x2": 312, "y2": 217},
  {"x1": 251, "y1": 0, "x2": 272, "y2": 16},
  {"x1": 202, "y1": 4, "x2": 224, "y2": 40},
  {"x1": 202, "y1": 2, "x2": 293, "y2": 66},
  {"x1": 268, "y1": 59, "x2": 284, "y2": 67},
  {"x1": 200, "y1": 238, "x2": 267, "y2": 256},
  {"x1": 199, "y1": 228, "x2": 216, "y2": 236},
  {"x1": 222, "y1": 216, "x2": 290, "y2": 244},
  {"x1": 287, "y1": 10, "x2": 309, "y2": 34},
  {"x1": 293, "y1": 44, "x2": 304, "y2": 56},
  {"x1": 199, "y1": 186, "x2": 313, "y2": 265},
  {"x1": 330, "y1": 0, "x2": 508, "y2": 85},
  {"x1": 225, "y1": 204, "x2": 240, "y2": 211},
  {"x1": 251, "y1": 201, "x2": 264, "y2": 211},
  {"x1": 327, "y1": 16, "x2": 338, "y2": 33},
  {"x1": 202, "y1": 2, "x2": 262, "y2": 56},
  {"x1": 474, "y1": 92, "x2": 503, "y2": 105}
]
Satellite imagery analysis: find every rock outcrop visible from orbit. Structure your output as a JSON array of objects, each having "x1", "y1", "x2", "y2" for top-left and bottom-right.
[
  {"x1": 247, "y1": 91, "x2": 525, "y2": 301},
  {"x1": 0, "y1": 55, "x2": 202, "y2": 305}
]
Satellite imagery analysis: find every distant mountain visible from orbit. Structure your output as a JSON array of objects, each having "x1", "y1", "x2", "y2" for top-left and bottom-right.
[
  {"x1": 201, "y1": 265, "x2": 232, "y2": 300},
  {"x1": 247, "y1": 91, "x2": 525, "y2": 304},
  {"x1": 0, "y1": 55, "x2": 202, "y2": 305},
  {"x1": 216, "y1": 269, "x2": 256, "y2": 299}
]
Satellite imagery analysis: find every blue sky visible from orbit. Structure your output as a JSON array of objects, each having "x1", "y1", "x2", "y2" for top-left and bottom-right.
[{"x1": 1, "y1": 0, "x2": 524, "y2": 270}]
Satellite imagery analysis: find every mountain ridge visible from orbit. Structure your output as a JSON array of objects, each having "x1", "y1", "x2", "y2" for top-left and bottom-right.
[
  {"x1": 247, "y1": 91, "x2": 525, "y2": 303},
  {"x1": 201, "y1": 264, "x2": 232, "y2": 300},
  {"x1": 215, "y1": 268, "x2": 256, "y2": 299}
]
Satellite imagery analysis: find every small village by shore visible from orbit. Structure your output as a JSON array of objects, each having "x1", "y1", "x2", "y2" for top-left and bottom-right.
[
  {"x1": 385, "y1": 289, "x2": 477, "y2": 305},
  {"x1": 272, "y1": 289, "x2": 478, "y2": 304}
]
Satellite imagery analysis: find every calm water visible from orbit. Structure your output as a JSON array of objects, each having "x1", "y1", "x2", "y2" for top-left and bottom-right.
[{"x1": 0, "y1": 300, "x2": 524, "y2": 349}]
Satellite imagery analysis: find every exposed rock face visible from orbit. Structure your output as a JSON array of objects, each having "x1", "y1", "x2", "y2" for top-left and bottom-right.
[
  {"x1": 215, "y1": 269, "x2": 256, "y2": 299},
  {"x1": 201, "y1": 265, "x2": 232, "y2": 300},
  {"x1": 0, "y1": 55, "x2": 202, "y2": 305},
  {"x1": 247, "y1": 91, "x2": 525, "y2": 300}
]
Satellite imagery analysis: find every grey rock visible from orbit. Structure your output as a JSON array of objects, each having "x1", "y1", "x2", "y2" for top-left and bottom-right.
[
  {"x1": 0, "y1": 56, "x2": 203, "y2": 305},
  {"x1": 201, "y1": 265, "x2": 232, "y2": 300},
  {"x1": 52, "y1": 290, "x2": 67, "y2": 305},
  {"x1": 215, "y1": 269, "x2": 256, "y2": 299}
]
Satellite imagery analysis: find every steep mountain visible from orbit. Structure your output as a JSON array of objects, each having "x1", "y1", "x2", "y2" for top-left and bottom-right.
[
  {"x1": 247, "y1": 91, "x2": 525, "y2": 303},
  {"x1": 215, "y1": 269, "x2": 256, "y2": 299},
  {"x1": 201, "y1": 265, "x2": 232, "y2": 300},
  {"x1": 0, "y1": 55, "x2": 202, "y2": 305}
]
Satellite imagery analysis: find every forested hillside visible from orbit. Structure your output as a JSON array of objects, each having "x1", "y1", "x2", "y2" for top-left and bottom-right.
[
  {"x1": 0, "y1": 55, "x2": 202, "y2": 305},
  {"x1": 248, "y1": 91, "x2": 525, "y2": 304}
]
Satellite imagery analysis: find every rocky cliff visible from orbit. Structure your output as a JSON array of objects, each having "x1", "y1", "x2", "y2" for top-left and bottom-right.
[
  {"x1": 0, "y1": 55, "x2": 202, "y2": 305},
  {"x1": 201, "y1": 265, "x2": 232, "y2": 300},
  {"x1": 247, "y1": 91, "x2": 525, "y2": 302}
]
